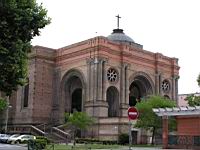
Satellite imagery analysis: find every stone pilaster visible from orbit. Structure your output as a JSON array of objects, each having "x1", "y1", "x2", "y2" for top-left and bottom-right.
[
  {"x1": 175, "y1": 76, "x2": 179, "y2": 103},
  {"x1": 90, "y1": 57, "x2": 107, "y2": 101},
  {"x1": 52, "y1": 68, "x2": 61, "y2": 124},
  {"x1": 159, "y1": 72, "x2": 163, "y2": 95},
  {"x1": 171, "y1": 75, "x2": 179, "y2": 102},
  {"x1": 86, "y1": 58, "x2": 92, "y2": 102},
  {"x1": 85, "y1": 57, "x2": 108, "y2": 117},
  {"x1": 120, "y1": 63, "x2": 130, "y2": 117},
  {"x1": 155, "y1": 73, "x2": 160, "y2": 95},
  {"x1": 97, "y1": 59, "x2": 103, "y2": 101},
  {"x1": 171, "y1": 75, "x2": 176, "y2": 100}
]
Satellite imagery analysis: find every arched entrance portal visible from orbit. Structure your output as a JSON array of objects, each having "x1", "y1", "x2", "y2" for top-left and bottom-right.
[
  {"x1": 60, "y1": 69, "x2": 86, "y2": 138},
  {"x1": 106, "y1": 86, "x2": 119, "y2": 117},
  {"x1": 129, "y1": 74, "x2": 153, "y2": 106},
  {"x1": 65, "y1": 76, "x2": 83, "y2": 113},
  {"x1": 71, "y1": 88, "x2": 82, "y2": 113}
]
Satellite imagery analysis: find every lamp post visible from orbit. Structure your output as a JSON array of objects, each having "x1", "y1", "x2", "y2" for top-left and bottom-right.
[{"x1": 5, "y1": 104, "x2": 12, "y2": 133}]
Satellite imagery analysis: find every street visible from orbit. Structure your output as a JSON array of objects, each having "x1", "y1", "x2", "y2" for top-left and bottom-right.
[{"x1": 0, "y1": 143, "x2": 27, "y2": 150}]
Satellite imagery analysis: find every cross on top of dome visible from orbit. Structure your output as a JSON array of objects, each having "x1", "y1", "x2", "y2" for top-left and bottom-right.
[
  {"x1": 107, "y1": 15, "x2": 135, "y2": 43},
  {"x1": 116, "y1": 14, "x2": 121, "y2": 29}
]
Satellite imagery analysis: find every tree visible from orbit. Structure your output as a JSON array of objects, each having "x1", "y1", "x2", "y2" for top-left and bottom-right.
[
  {"x1": 197, "y1": 73, "x2": 200, "y2": 87},
  {"x1": 186, "y1": 94, "x2": 200, "y2": 106},
  {"x1": 64, "y1": 112, "x2": 94, "y2": 146},
  {"x1": 0, "y1": 0, "x2": 50, "y2": 97},
  {"x1": 185, "y1": 74, "x2": 200, "y2": 106},
  {"x1": 0, "y1": 97, "x2": 7, "y2": 111},
  {"x1": 135, "y1": 95, "x2": 176, "y2": 145}
]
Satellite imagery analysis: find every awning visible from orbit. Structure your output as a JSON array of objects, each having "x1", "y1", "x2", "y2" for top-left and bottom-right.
[{"x1": 153, "y1": 106, "x2": 200, "y2": 117}]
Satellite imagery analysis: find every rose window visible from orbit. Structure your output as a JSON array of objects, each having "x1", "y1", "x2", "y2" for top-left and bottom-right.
[
  {"x1": 161, "y1": 80, "x2": 170, "y2": 92},
  {"x1": 107, "y1": 68, "x2": 118, "y2": 83}
]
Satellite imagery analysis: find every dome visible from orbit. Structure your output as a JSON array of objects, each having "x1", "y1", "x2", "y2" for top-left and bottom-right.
[{"x1": 107, "y1": 29, "x2": 134, "y2": 43}]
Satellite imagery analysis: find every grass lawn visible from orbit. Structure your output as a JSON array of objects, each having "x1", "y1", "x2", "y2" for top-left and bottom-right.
[
  {"x1": 46, "y1": 143, "x2": 127, "y2": 150},
  {"x1": 45, "y1": 143, "x2": 160, "y2": 150}
]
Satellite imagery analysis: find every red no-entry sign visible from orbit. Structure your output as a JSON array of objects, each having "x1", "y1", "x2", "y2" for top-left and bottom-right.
[{"x1": 128, "y1": 107, "x2": 139, "y2": 120}]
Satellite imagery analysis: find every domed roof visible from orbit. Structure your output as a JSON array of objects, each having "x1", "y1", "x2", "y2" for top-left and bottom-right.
[{"x1": 107, "y1": 29, "x2": 134, "y2": 43}]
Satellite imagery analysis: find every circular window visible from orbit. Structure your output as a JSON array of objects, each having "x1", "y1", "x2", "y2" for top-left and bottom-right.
[
  {"x1": 107, "y1": 68, "x2": 118, "y2": 83},
  {"x1": 161, "y1": 80, "x2": 170, "y2": 92}
]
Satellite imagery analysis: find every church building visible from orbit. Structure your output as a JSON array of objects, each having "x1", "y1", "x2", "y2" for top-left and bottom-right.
[{"x1": 1, "y1": 17, "x2": 179, "y2": 142}]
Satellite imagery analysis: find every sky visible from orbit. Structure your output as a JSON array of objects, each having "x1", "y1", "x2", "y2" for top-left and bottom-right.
[{"x1": 32, "y1": 0, "x2": 200, "y2": 94}]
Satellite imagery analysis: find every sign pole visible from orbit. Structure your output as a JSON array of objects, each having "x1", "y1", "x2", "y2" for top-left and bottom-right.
[
  {"x1": 129, "y1": 119, "x2": 132, "y2": 150},
  {"x1": 127, "y1": 107, "x2": 139, "y2": 150}
]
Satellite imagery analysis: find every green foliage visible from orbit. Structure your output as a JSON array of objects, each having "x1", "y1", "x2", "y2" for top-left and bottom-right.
[
  {"x1": 28, "y1": 139, "x2": 47, "y2": 150},
  {"x1": 135, "y1": 95, "x2": 176, "y2": 144},
  {"x1": 0, "y1": 97, "x2": 8, "y2": 111},
  {"x1": 197, "y1": 73, "x2": 200, "y2": 87},
  {"x1": 46, "y1": 143, "x2": 124, "y2": 150},
  {"x1": 186, "y1": 94, "x2": 200, "y2": 106},
  {"x1": 35, "y1": 136, "x2": 49, "y2": 144},
  {"x1": 0, "y1": 0, "x2": 50, "y2": 96},
  {"x1": 64, "y1": 112, "x2": 94, "y2": 146},
  {"x1": 66, "y1": 112, "x2": 94, "y2": 130},
  {"x1": 118, "y1": 133, "x2": 129, "y2": 145},
  {"x1": 76, "y1": 138, "x2": 117, "y2": 145},
  {"x1": 185, "y1": 74, "x2": 200, "y2": 106},
  {"x1": 135, "y1": 95, "x2": 175, "y2": 129},
  {"x1": 64, "y1": 112, "x2": 70, "y2": 123}
]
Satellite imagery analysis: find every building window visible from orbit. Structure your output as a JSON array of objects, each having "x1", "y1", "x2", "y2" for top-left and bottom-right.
[
  {"x1": 161, "y1": 79, "x2": 170, "y2": 93},
  {"x1": 107, "y1": 68, "x2": 118, "y2": 83}
]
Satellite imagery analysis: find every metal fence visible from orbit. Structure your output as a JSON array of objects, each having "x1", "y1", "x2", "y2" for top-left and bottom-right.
[{"x1": 168, "y1": 135, "x2": 200, "y2": 149}]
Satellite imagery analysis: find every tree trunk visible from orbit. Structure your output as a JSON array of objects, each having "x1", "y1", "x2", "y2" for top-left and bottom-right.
[
  {"x1": 73, "y1": 129, "x2": 77, "y2": 146},
  {"x1": 5, "y1": 96, "x2": 10, "y2": 133},
  {"x1": 151, "y1": 127, "x2": 156, "y2": 145}
]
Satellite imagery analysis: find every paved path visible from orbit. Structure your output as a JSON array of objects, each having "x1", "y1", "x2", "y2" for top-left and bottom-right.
[{"x1": 0, "y1": 143, "x2": 27, "y2": 150}]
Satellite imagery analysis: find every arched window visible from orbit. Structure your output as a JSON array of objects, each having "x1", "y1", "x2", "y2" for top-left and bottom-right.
[{"x1": 106, "y1": 86, "x2": 119, "y2": 117}]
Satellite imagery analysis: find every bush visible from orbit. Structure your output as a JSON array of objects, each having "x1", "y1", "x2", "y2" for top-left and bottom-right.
[
  {"x1": 0, "y1": 98, "x2": 7, "y2": 111},
  {"x1": 118, "y1": 133, "x2": 129, "y2": 145},
  {"x1": 28, "y1": 138, "x2": 48, "y2": 150},
  {"x1": 36, "y1": 136, "x2": 50, "y2": 144},
  {"x1": 76, "y1": 138, "x2": 118, "y2": 145},
  {"x1": 76, "y1": 138, "x2": 101, "y2": 144}
]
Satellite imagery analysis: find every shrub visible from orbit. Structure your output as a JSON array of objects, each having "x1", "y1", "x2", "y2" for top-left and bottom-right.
[
  {"x1": 118, "y1": 133, "x2": 129, "y2": 145},
  {"x1": 28, "y1": 137, "x2": 48, "y2": 150},
  {"x1": 76, "y1": 138, "x2": 118, "y2": 145},
  {"x1": 36, "y1": 136, "x2": 50, "y2": 144},
  {"x1": 0, "y1": 98, "x2": 7, "y2": 111}
]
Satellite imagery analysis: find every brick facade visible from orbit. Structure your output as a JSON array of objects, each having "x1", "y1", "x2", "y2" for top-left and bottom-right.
[{"x1": 2, "y1": 30, "x2": 179, "y2": 141}]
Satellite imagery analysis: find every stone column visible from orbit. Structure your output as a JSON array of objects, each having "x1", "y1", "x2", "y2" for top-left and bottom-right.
[
  {"x1": 120, "y1": 63, "x2": 126, "y2": 104},
  {"x1": 175, "y1": 76, "x2": 179, "y2": 102},
  {"x1": 125, "y1": 64, "x2": 130, "y2": 104},
  {"x1": 86, "y1": 58, "x2": 92, "y2": 102},
  {"x1": 171, "y1": 75, "x2": 179, "y2": 101},
  {"x1": 159, "y1": 73, "x2": 163, "y2": 95},
  {"x1": 97, "y1": 59, "x2": 103, "y2": 101},
  {"x1": 155, "y1": 73, "x2": 160, "y2": 95},
  {"x1": 120, "y1": 63, "x2": 130, "y2": 117},
  {"x1": 85, "y1": 57, "x2": 108, "y2": 117},
  {"x1": 92, "y1": 57, "x2": 106, "y2": 101},
  {"x1": 171, "y1": 75, "x2": 176, "y2": 100}
]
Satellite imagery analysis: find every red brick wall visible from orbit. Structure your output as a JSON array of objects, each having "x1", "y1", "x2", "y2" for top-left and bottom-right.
[{"x1": 177, "y1": 117, "x2": 200, "y2": 135}]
